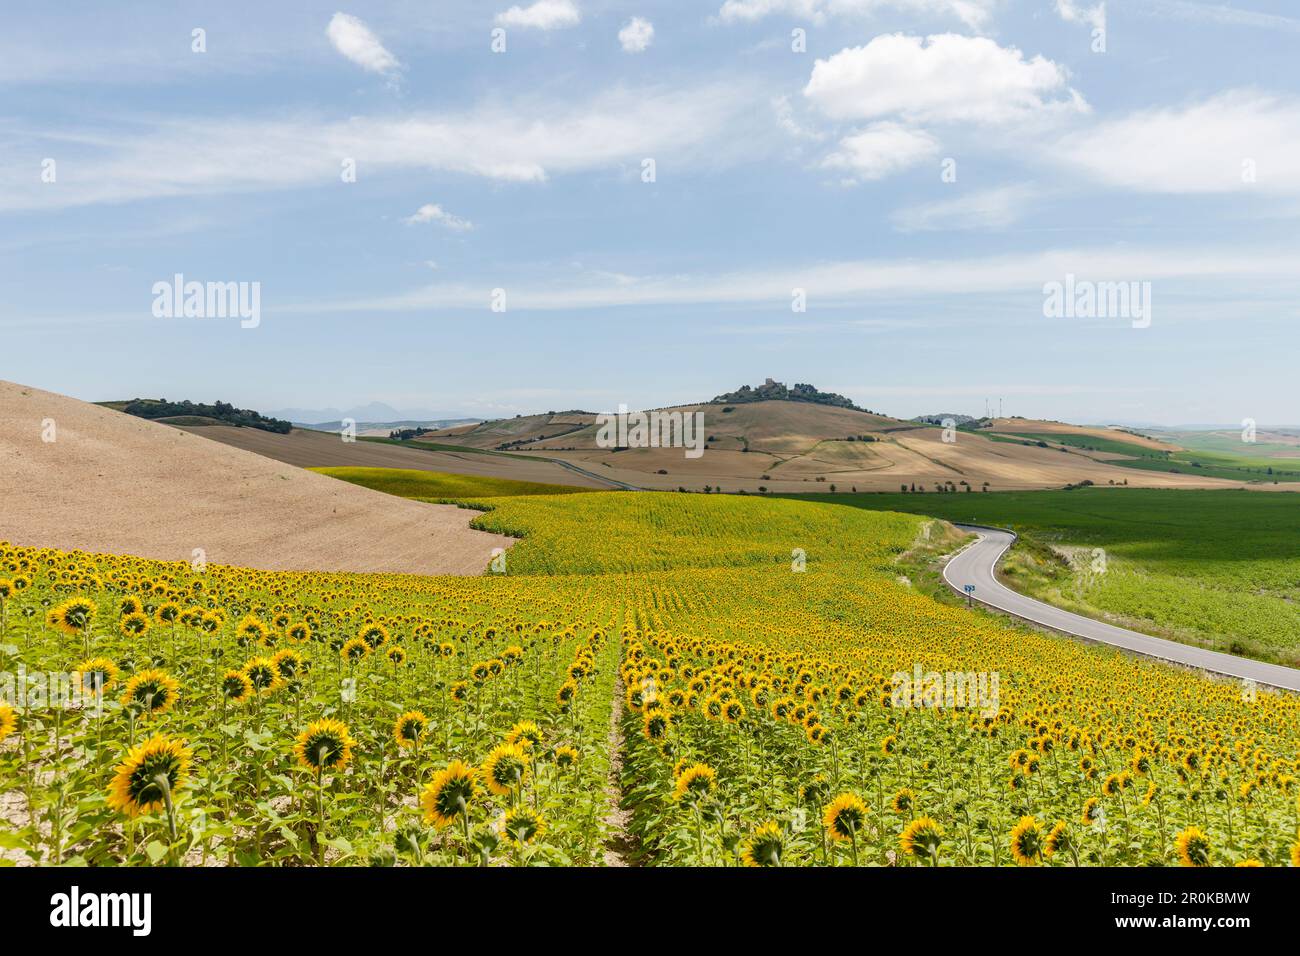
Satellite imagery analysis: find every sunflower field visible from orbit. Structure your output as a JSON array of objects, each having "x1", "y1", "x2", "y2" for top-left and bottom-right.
[{"x1": 1, "y1": 490, "x2": 1299, "y2": 867}]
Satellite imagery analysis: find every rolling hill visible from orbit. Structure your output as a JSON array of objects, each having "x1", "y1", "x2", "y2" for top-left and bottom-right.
[
  {"x1": 416, "y1": 387, "x2": 1257, "y2": 494},
  {"x1": 0, "y1": 380, "x2": 512, "y2": 575}
]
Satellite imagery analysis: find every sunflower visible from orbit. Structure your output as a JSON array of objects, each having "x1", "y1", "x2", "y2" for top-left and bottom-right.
[
  {"x1": 340, "y1": 637, "x2": 370, "y2": 663},
  {"x1": 740, "y1": 821, "x2": 784, "y2": 867},
  {"x1": 107, "y1": 735, "x2": 192, "y2": 818},
  {"x1": 154, "y1": 602, "x2": 180, "y2": 626},
  {"x1": 0, "y1": 703, "x2": 17, "y2": 742},
  {"x1": 359, "y1": 623, "x2": 389, "y2": 649},
  {"x1": 394, "y1": 710, "x2": 428, "y2": 748},
  {"x1": 271, "y1": 648, "x2": 305, "y2": 685},
  {"x1": 118, "y1": 611, "x2": 150, "y2": 639},
  {"x1": 1044, "y1": 821, "x2": 1073, "y2": 859},
  {"x1": 643, "y1": 709, "x2": 669, "y2": 741},
  {"x1": 117, "y1": 596, "x2": 143, "y2": 618},
  {"x1": 1010, "y1": 815, "x2": 1045, "y2": 866},
  {"x1": 556, "y1": 679, "x2": 577, "y2": 709},
  {"x1": 75, "y1": 657, "x2": 120, "y2": 696},
  {"x1": 822, "y1": 793, "x2": 869, "y2": 843},
  {"x1": 235, "y1": 615, "x2": 269, "y2": 647},
  {"x1": 119, "y1": 669, "x2": 180, "y2": 715},
  {"x1": 552, "y1": 745, "x2": 579, "y2": 769},
  {"x1": 287, "y1": 622, "x2": 312, "y2": 644},
  {"x1": 220, "y1": 669, "x2": 254, "y2": 704},
  {"x1": 502, "y1": 806, "x2": 547, "y2": 846},
  {"x1": 243, "y1": 657, "x2": 282, "y2": 694},
  {"x1": 672, "y1": 763, "x2": 718, "y2": 803},
  {"x1": 892, "y1": 787, "x2": 917, "y2": 814},
  {"x1": 482, "y1": 743, "x2": 530, "y2": 796},
  {"x1": 1175, "y1": 826, "x2": 1212, "y2": 867},
  {"x1": 506, "y1": 720, "x2": 544, "y2": 750},
  {"x1": 1290, "y1": 831, "x2": 1300, "y2": 868},
  {"x1": 294, "y1": 718, "x2": 355, "y2": 773},
  {"x1": 386, "y1": 645, "x2": 406, "y2": 666},
  {"x1": 899, "y1": 817, "x2": 944, "y2": 863},
  {"x1": 52, "y1": 597, "x2": 96, "y2": 635},
  {"x1": 421, "y1": 760, "x2": 479, "y2": 828},
  {"x1": 1081, "y1": 797, "x2": 1101, "y2": 826}
]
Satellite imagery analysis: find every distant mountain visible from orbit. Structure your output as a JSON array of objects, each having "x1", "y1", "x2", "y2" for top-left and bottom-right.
[
  {"x1": 266, "y1": 402, "x2": 474, "y2": 426},
  {"x1": 304, "y1": 418, "x2": 480, "y2": 433}
]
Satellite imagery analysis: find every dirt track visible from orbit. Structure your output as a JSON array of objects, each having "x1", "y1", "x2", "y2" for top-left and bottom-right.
[{"x1": 0, "y1": 381, "x2": 513, "y2": 576}]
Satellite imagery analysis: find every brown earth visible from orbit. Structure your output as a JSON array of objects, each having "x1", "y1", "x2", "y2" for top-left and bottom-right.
[
  {"x1": 441, "y1": 401, "x2": 1246, "y2": 493},
  {"x1": 174, "y1": 424, "x2": 606, "y2": 489},
  {"x1": 0, "y1": 381, "x2": 513, "y2": 575},
  {"x1": 986, "y1": 417, "x2": 1178, "y2": 451}
]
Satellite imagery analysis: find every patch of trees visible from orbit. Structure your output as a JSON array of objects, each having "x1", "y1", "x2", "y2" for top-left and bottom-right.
[
  {"x1": 390, "y1": 427, "x2": 434, "y2": 440},
  {"x1": 121, "y1": 399, "x2": 291, "y2": 433},
  {"x1": 709, "y1": 380, "x2": 876, "y2": 414}
]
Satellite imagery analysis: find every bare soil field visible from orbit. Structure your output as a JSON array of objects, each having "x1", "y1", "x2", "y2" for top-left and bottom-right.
[
  {"x1": 987, "y1": 417, "x2": 1178, "y2": 451},
  {"x1": 0, "y1": 381, "x2": 514, "y2": 575},
  {"x1": 175, "y1": 424, "x2": 606, "y2": 489}
]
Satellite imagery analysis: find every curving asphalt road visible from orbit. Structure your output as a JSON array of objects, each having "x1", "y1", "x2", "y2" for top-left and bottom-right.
[{"x1": 943, "y1": 525, "x2": 1300, "y2": 693}]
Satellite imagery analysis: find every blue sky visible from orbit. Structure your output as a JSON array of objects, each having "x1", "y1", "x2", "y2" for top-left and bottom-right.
[{"x1": 3, "y1": 0, "x2": 1299, "y2": 425}]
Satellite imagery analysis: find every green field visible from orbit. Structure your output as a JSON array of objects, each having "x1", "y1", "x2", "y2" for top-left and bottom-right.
[
  {"x1": 995, "y1": 431, "x2": 1160, "y2": 458},
  {"x1": 988, "y1": 428, "x2": 1300, "y2": 483},
  {"x1": 794, "y1": 488, "x2": 1300, "y2": 666},
  {"x1": 310, "y1": 466, "x2": 587, "y2": 500}
]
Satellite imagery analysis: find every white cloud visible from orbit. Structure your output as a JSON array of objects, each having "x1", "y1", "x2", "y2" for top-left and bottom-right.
[
  {"x1": 326, "y1": 13, "x2": 401, "y2": 76},
  {"x1": 495, "y1": 1, "x2": 581, "y2": 30},
  {"x1": 891, "y1": 184, "x2": 1037, "y2": 231},
  {"x1": 1055, "y1": 0, "x2": 1105, "y2": 30},
  {"x1": 804, "y1": 33, "x2": 1086, "y2": 125},
  {"x1": 822, "y1": 122, "x2": 939, "y2": 181},
  {"x1": 1139, "y1": 0, "x2": 1300, "y2": 33},
  {"x1": 404, "y1": 203, "x2": 474, "y2": 231},
  {"x1": 619, "y1": 17, "x2": 655, "y2": 53},
  {"x1": 1051, "y1": 91, "x2": 1300, "y2": 194},
  {"x1": 293, "y1": 244, "x2": 1300, "y2": 314},
  {"x1": 717, "y1": 0, "x2": 997, "y2": 30},
  {"x1": 773, "y1": 95, "x2": 828, "y2": 141},
  {"x1": 0, "y1": 84, "x2": 764, "y2": 212}
]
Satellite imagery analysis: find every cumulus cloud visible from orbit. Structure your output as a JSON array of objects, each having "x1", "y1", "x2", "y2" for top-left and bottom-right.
[
  {"x1": 404, "y1": 204, "x2": 474, "y2": 230},
  {"x1": 1055, "y1": 0, "x2": 1106, "y2": 31},
  {"x1": 1051, "y1": 90, "x2": 1300, "y2": 194},
  {"x1": 804, "y1": 33, "x2": 1086, "y2": 125},
  {"x1": 822, "y1": 122, "x2": 939, "y2": 181},
  {"x1": 618, "y1": 17, "x2": 655, "y2": 53},
  {"x1": 326, "y1": 13, "x2": 401, "y2": 76},
  {"x1": 717, "y1": 0, "x2": 996, "y2": 31},
  {"x1": 495, "y1": 1, "x2": 581, "y2": 30}
]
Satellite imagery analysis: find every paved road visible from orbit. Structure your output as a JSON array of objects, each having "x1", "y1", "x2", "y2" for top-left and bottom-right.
[
  {"x1": 539, "y1": 456, "x2": 644, "y2": 491},
  {"x1": 943, "y1": 525, "x2": 1300, "y2": 692}
]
